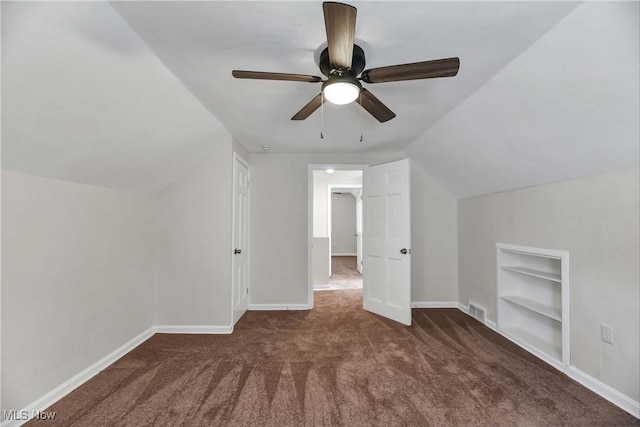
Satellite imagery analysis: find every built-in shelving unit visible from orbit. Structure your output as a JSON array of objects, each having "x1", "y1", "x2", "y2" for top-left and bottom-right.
[{"x1": 497, "y1": 243, "x2": 570, "y2": 370}]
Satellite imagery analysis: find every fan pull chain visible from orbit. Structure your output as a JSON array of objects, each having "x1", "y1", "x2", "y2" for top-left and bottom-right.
[
  {"x1": 359, "y1": 92, "x2": 363, "y2": 142},
  {"x1": 320, "y1": 91, "x2": 324, "y2": 140}
]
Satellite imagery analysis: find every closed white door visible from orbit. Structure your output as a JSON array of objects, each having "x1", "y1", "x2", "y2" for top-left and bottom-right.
[
  {"x1": 362, "y1": 159, "x2": 411, "y2": 325},
  {"x1": 232, "y1": 155, "x2": 249, "y2": 324}
]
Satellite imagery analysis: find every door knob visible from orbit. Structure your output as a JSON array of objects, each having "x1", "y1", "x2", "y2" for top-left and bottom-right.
[
  {"x1": 400, "y1": 248, "x2": 408, "y2": 254},
  {"x1": 234, "y1": 249, "x2": 242, "y2": 254}
]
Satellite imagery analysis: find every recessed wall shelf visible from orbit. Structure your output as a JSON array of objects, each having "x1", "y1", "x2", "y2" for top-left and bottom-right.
[
  {"x1": 497, "y1": 243, "x2": 570, "y2": 369},
  {"x1": 500, "y1": 295, "x2": 562, "y2": 321},
  {"x1": 501, "y1": 327, "x2": 562, "y2": 362},
  {"x1": 501, "y1": 265, "x2": 561, "y2": 283}
]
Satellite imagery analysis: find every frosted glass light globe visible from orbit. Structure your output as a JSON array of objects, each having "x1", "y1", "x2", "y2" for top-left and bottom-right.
[{"x1": 323, "y1": 81, "x2": 360, "y2": 105}]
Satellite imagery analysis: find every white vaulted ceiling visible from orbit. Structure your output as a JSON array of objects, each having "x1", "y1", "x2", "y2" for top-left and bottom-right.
[
  {"x1": 2, "y1": 1, "x2": 638, "y2": 197},
  {"x1": 405, "y1": 1, "x2": 640, "y2": 198},
  {"x1": 111, "y1": 1, "x2": 580, "y2": 153},
  {"x1": 2, "y1": 1, "x2": 230, "y2": 193}
]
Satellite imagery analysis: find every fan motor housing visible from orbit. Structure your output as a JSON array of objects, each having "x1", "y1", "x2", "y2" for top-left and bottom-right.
[{"x1": 319, "y1": 44, "x2": 366, "y2": 77}]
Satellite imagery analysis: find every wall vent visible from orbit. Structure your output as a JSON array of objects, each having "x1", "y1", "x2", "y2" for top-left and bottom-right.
[{"x1": 468, "y1": 302, "x2": 486, "y2": 324}]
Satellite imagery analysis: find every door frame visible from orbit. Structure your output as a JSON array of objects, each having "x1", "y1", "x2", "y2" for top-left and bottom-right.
[
  {"x1": 231, "y1": 152, "x2": 251, "y2": 324},
  {"x1": 307, "y1": 164, "x2": 367, "y2": 309}
]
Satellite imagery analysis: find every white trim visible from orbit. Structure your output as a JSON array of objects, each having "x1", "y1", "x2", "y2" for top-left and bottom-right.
[
  {"x1": 486, "y1": 319, "x2": 497, "y2": 330},
  {"x1": 5, "y1": 314, "x2": 637, "y2": 426},
  {"x1": 154, "y1": 325, "x2": 233, "y2": 334},
  {"x1": 1, "y1": 327, "x2": 155, "y2": 427},
  {"x1": 566, "y1": 366, "x2": 640, "y2": 419},
  {"x1": 456, "y1": 307, "x2": 639, "y2": 420},
  {"x1": 411, "y1": 301, "x2": 459, "y2": 308},
  {"x1": 458, "y1": 302, "x2": 498, "y2": 329},
  {"x1": 331, "y1": 253, "x2": 357, "y2": 256},
  {"x1": 496, "y1": 326, "x2": 566, "y2": 372},
  {"x1": 460, "y1": 303, "x2": 565, "y2": 371},
  {"x1": 496, "y1": 242, "x2": 569, "y2": 260},
  {"x1": 248, "y1": 303, "x2": 312, "y2": 311}
]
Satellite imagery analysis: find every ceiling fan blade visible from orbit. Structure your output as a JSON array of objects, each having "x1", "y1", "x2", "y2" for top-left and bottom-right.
[
  {"x1": 323, "y1": 2, "x2": 357, "y2": 70},
  {"x1": 356, "y1": 89, "x2": 396, "y2": 122},
  {"x1": 232, "y1": 70, "x2": 322, "y2": 83},
  {"x1": 360, "y1": 57, "x2": 460, "y2": 84},
  {"x1": 291, "y1": 93, "x2": 325, "y2": 120}
]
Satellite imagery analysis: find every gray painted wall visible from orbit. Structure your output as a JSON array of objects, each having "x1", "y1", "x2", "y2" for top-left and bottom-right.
[
  {"x1": 411, "y1": 164, "x2": 459, "y2": 303},
  {"x1": 458, "y1": 167, "x2": 640, "y2": 401},
  {"x1": 313, "y1": 170, "x2": 362, "y2": 237},
  {"x1": 248, "y1": 152, "x2": 459, "y2": 305},
  {"x1": 1, "y1": 171, "x2": 156, "y2": 415},
  {"x1": 155, "y1": 140, "x2": 234, "y2": 326}
]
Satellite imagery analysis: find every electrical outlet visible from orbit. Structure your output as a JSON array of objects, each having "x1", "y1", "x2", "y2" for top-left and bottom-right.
[{"x1": 601, "y1": 324, "x2": 614, "y2": 344}]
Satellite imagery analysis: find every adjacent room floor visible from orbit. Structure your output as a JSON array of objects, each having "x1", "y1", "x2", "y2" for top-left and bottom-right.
[
  {"x1": 324, "y1": 255, "x2": 362, "y2": 290},
  {"x1": 29, "y1": 290, "x2": 637, "y2": 426}
]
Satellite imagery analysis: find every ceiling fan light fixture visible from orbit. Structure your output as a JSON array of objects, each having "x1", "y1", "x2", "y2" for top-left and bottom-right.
[{"x1": 322, "y1": 75, "x2": 361, "y2": 105}]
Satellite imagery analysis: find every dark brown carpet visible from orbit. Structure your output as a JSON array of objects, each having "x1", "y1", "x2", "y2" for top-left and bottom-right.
[{"x1": 31, "y1": 290, "x2": 638, "y2": 426}]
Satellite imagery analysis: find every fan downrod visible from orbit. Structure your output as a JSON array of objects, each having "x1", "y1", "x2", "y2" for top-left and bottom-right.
[{"x1": 319, "y1": 44, "x2": 366, "y2": 77}]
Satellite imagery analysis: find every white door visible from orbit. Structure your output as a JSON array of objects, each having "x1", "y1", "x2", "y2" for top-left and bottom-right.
[
  {"x1": 355, "y1": 189, "x2": 363, "y2": 274},
  {"x1": 232, "y1": 154, "x2": 249, "y2": 324},
  {"x1": 362, "y1": 159, "x2": 411, "y2": 325}
]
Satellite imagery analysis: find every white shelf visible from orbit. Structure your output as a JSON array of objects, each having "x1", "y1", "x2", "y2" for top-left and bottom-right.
[
  {"x1": 497, "y1": 243, "x2": 569, "y2": 367},
  {"x1": 501, "y1": 295, "x2": 561, "y2": 321},
  {"x1": 499, "y1": 244, "x2": 567, "y2": 260},
  {"x1": 501, "y1": 327, "x2": 562, "y2": 362},
  {"x1": 501, "y1": 265, "x2": 561, "y2": 282}
]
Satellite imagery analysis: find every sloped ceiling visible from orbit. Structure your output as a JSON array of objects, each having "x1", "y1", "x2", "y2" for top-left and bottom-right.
[
  {"x1": 405, "y1": 1, "x2": 640, "y2": 198},
  {"x1": 2, "y1": 1, "x2": 230, "y2": 193},
  {"x1": 2, "y1": 2, "x2": 638, "y2": 198},
  {"x1": 111, "y1": 1, "x2": 579, "y2": 154}
]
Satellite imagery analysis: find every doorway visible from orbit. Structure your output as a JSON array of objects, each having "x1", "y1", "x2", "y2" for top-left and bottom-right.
[
  {"x1": 308, "y1": 166, "x2": 365, "y2": 295},
  {"x1": 307, "y1": 160, "x2": 412, "y2": 326}
]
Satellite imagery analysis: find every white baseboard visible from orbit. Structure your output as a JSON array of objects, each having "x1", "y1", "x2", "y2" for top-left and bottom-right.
[
  {"x1": 313, "y1": 284, "x2": 331, "y2": 290},
  {"x1": 331, "y1": 253, "x2": 356, "y2": 256},
  {"x1": 248, "y1": 303, "x2": 312, "y2": 311},
  {"x1": 1, "y1": 323, "x2": 235, "y2": 427},
  {"x1": 1, "y1": 326, "x2": 156, "y2": 427},
  {"x1": 566, "y1": 366, "x2": 640, "y2": 419},
  {"x1": 6, "y1": 312, "x2": 637, "y2": 426},
  {"x1": 411, "y1": 301, "x2": 459, "y2": 308},
  {"x1": 154, "y1": 325, "x2": 233, "y2": 334},
  {"x1": 456, "y1": 306, "x2": 639, "y2": 420}
]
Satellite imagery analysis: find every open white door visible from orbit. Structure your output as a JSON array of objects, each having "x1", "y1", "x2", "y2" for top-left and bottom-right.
[
  {"x1": 362, "y1": 159, "x2": 411, "y2": 325},
  {"x1": 355, "y1": 189, "x2": 363, "y2": 274},
  {"x1": 232, "y1": 154, "x2": 249, "y2": 324}
]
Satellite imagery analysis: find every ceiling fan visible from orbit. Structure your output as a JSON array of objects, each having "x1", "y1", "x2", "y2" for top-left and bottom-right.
[{"x1": 232, "y1": 2, "x2": 459, "y2": 123}]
